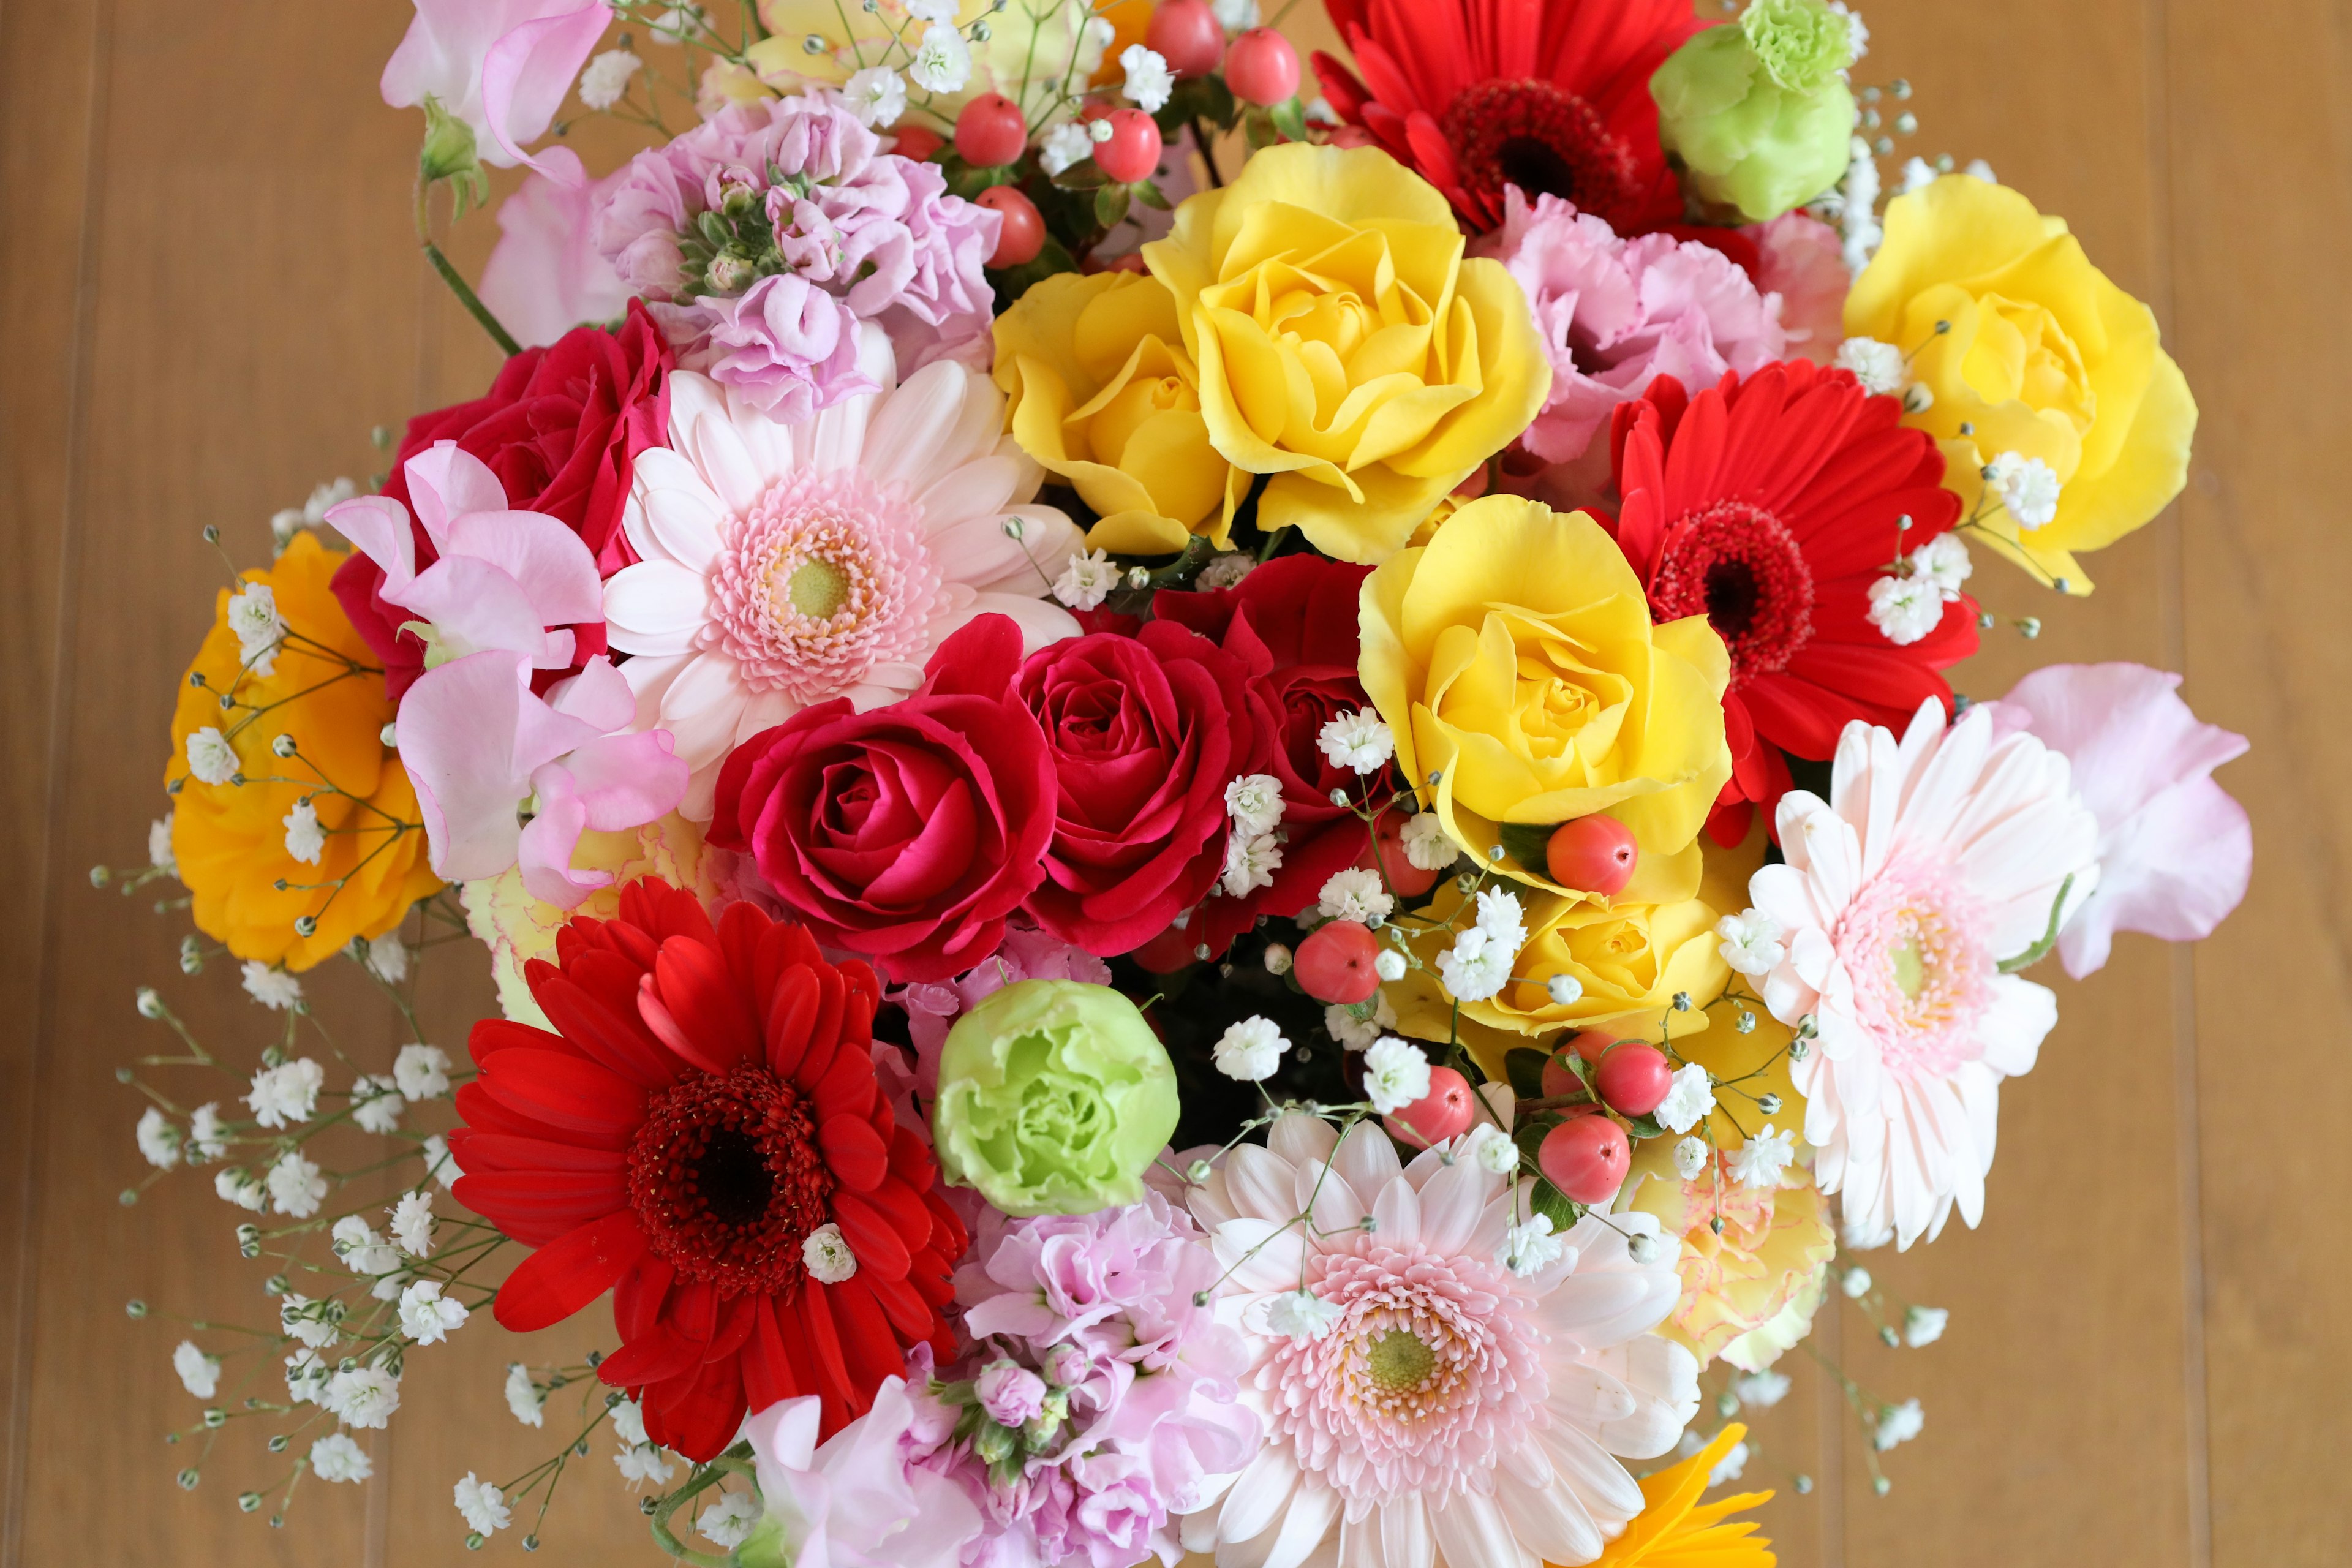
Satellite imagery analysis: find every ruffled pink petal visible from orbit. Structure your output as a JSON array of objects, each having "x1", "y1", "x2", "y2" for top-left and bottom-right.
[
  {"x1": 479, "y1": 5, "x2": 610, "y2": 174},
  {"x1": 394, "y1": 554, "x2": 570, "y2": 668},
  {"x1": 401, "y1": 440, "x2": 511, "y2": 546},
  {"x1": 323, "y1": 494, "x2": 418, "y2": 595},
  {"x1": 441, "y1": 508, "x2": 605, "y2": 627},
  {"x1": 557, "y1": 730, "x2": 688, "y2": 832},
  {"x1": 514, "y1": 765, "x2": 603, "y2": 906},
  {"x1": 543, "y1": 655, "x2": 638, "y2": 734}
]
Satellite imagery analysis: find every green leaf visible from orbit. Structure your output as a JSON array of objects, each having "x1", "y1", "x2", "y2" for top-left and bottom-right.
[
  {"x1": 1496, "y1": 820, "x2": 1559, "y2": 878},
  {"x1": 1620, "y1": 1112, "x2": 1665, "y2": 1140},
  {"x1": 1133, "y1": 179, "x2": 1172, "y2": 211},
  {"x1": 1504, "y1": 1047, "x2": 1550, "y2": 1100},
  {"x1": 1269, "y1": 94, "x2": 1309, "y2": 143},
  {"x1": 1052, "y1": 159, "x2": 1112, "y2": 191},
  {"x1": 1529, "y1": 1178, "x2": 1580, "y2": 1232},
  {"x1": 1094, "y1": 184, "x2": 1133, "y2": 229},
  {"x1": 1997, "y1": 872, "x2": 2076, "y2": 974}
]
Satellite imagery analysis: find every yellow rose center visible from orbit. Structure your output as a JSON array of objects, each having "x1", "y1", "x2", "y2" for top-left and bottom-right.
[
  {"x1": 1964, "y1": 292, "x2": 2094, "y2": 437},
  {"x1": 1088, "y1": 374, "x2": 1200, "y2": 468}
]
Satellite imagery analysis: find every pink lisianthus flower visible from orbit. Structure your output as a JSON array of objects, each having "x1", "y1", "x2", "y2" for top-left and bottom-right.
[
  {"x1": 478, "y1": 148, "x2": 633, "y2": 350},
  {"x1": 1745, "y1": 211, "x2": 1849, "y2": 366},
  {"x1": 744, "y1": 1378, "x2": 984, "y2": 1568},
  {"x1": 894, "y1": 924, "x2": 1112, "y2": 1099},
  {"x1": 379, "y1": 0, "x2": 610, "y2": 174},
  {"x1": 1496, "y1": 189, "x2": 1790, "y2": 464},
  {"x1": 329, "y1": 444, "x2": 687, "y2": 906},
  {"x1": 1985, "y1": 663, "x2": 2252, "y2": 979}
]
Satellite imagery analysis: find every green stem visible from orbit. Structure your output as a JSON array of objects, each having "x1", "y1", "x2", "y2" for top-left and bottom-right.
[{"x1": 422, "y1": 241, "x2": 522, "y2": 357}]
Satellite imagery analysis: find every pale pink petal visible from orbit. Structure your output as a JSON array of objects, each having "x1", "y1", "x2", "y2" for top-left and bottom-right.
[
  {"x1": 400, "y1": 441, "x2": 511, "y2": 546},
  {"x1": 441, "y1": 509, "x2": 603, "y2": 625},
  {"x1": 603, "y1": 560, "x2": 713, "y2": 655},
  {"x1": 560, "y1": 731, "x2": 688, "y2": 831},
  {"x1": 542, "y1": 655, "x2": 636, "y2": 734},
  {"x1": 394, "y1": 555, "x2": 565, "y2": 666},
  {"x1": 477, "y1": 148, "x2": 631, "y2": 349},
  {"x1": 479, "y1": 6, "x2": 611, "y2": 173},
  {"x1": 514, "y1": 765, "x2": 605, "y2": 906},
  {"x1": 323, "y1": 495, "x2": 418, "y2": 595}
]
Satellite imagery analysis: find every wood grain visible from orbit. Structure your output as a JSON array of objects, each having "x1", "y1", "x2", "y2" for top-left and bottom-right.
[{"x1": 0, "y1": 1, "x2": 2335, "y2": 1563}]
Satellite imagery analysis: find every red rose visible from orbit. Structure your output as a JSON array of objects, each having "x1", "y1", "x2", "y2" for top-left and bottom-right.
[
  {"x1": 1153, "y1": 556, "x2": 1389, "y2": 954},
  {"x1": 706, "y1": 616, "x2": 1055, "y2": 984},
  {"x1": 332, "y1": 301, "x2": 673, "y2": 698},
  {"x1": 1017, "y1": 620, "x2": 1276, "y2": 957}
]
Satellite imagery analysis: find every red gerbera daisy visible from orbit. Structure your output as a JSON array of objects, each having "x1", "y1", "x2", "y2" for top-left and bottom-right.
[
  {"x1": 448, "y1": 879, "x2": 965, "y2": 1461},
  {"x1": 1312, "y1": 0, "x2": 1709, "y2": 233},
  {"x1": 1605, "y1": 361, "x2": 1979, "y2": 842}
]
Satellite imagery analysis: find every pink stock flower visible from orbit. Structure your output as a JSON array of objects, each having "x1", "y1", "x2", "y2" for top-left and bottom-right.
[
  {"x1": 745, "y1": 1379, "x2": 984, "y2": 1568},
  {"x1": 654, "y1": 276, "x2": 873, "y2": 421},
  {"x1": 477, "y1": 148, "x2": 633, "y2": 350},
  {"x1": 379, "y1": 0, "x2": 609, "y2": 175},
  {"x1": 1986, "y1": 663, "x2": 2251, "y2": 979},
  {"x1": 1496, "y1": 189, "x2": 1789, "y2": 464},
  {"x1": 1746, "y1": 211, "x2": 1849, "y2": 366},
  {"x1": 329, "y1": 445, "x2": 687, "y2": 903}
]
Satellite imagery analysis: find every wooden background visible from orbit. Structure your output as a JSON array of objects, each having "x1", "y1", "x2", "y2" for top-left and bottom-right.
[{"x1": 1, "y1": 0, "x2": 2343, "y2": 1561}]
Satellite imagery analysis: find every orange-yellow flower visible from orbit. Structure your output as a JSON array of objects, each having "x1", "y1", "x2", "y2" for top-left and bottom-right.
[
  {"x1": 167, "y1": 532, "x2": 440, "y2": 970},
  {"x1": 1588, "y1": 1423, "x2": 1775, "y2": 1567}
]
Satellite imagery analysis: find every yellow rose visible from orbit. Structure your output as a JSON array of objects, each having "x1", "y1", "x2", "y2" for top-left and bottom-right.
[
  {"x1": 1140, "y1": 144, "x2": 1550, "y2": 561},
  {"x1": 992, "y1": 271, "x2": 1240, "y2": 555},
  {"x1": 1359, "y1": 494, "x2": 1732, "y2": 904},
  {"x1": 1845, "y1": 175, "x2": 2198, "y2": 594}
]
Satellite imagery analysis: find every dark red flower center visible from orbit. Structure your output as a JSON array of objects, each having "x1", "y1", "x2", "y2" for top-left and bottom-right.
[
  {"x1": 1441, "y1": 79, "x2": 1642, "y2": 229},
  {"x1": 1648, "y1": 500, "x2": 1817, "y2": 684},
  {"x1": 627, "y1": 1063, "x2": 834, "y2": 1297}
]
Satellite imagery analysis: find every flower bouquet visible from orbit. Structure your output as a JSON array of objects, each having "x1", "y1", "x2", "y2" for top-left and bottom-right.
[{"x1": 115, "y1": 0, "x2": 2253, "y2": 1561}]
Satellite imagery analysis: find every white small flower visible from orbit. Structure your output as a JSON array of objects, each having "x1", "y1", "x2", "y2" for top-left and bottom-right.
[
  {"x1": 1324, "y1": 991, "x2": 1394, "y2": 1050},
  {"x1": 1262, "y1": 943, "x2": 1292, "y2": 976},
  {"x1": 173, "y1": 1340, "x2": 221, "y2": 1398},
  {"x1": 1546, "y1": 973, "x2": 1583, "y2": 1006},
  {"x1": 355, "y1": 934, "x2": 410, "y2": 985},
  {"x1": 1834, "y1": 336, "x2": 1908, "y2": 396},
  {"x1": 843, "y1": 64, "x2": 907, "y2": 129},
  {"x1": 577, "y1": 48, "x2": 642, "y2": 110},
  {"x1": 1627, "y1": 1230, "x2": 1669, "y2": 1265},
  {"x1": 187, "y1": 1102, "x2": 228, "y2": 1162},
  {"x1": 1874, "y1": 1397, "x2": 1924, "y2": 1452},
  {"x1": 1654, "y1": 1064, "x2": 1716, "y2": 1134},
  {"x1": 267, "y1": 1152, "x2": 327, "y2": 1218},
  {"x1": 1672, "y1": 1135, "x2": 1709, "y2": 1181},
  {"x1": 908, "y1": 21, "x2": 972, "y2": 93},
  {"x1": 1473, "y1": 887, "x2": 1525, "y2": 943},
  {"x1": 1221, "y1": 829, "x2": 1281, "y2": 897},
  {"x1": 801, "y1": 1223, "x2": 858, "y2": 1283},
  {"x1": 1362, "y1": 1036, "x2": 1431, "y2": 1115},
  {"x1": 1842, "y1": 1264, "x2": 1874, "y2": 1299},
  {"x1": 225, "y1": 584, "x2": 287, "y2": 676},
  {"x1": 699, "y1": 1492, "x2": 763, "y2": 1549},
  {"x1": 1708, "y1": 1439, "x2": 1751, "y2": 1487},
  {"x1": 1317, "y1": 709, "x2": 1395, "y2": 775},
  {"x1": 1196, "y1": 552, "x2": 1253, "y2": 589},
  {"x1": 1039, "y1": 121, "x2": 1095, "y2": 176},
  {"x1": 284, "y1": 1348, "x2": 330, "y2": 1406},
  {"x1": 1909, "y1": 532, "x2": 1973, "y2": 600},
  {"x1": 611, "y1": 1396, "x2": 650, "y2": 1448},
  {"x1": 393, "y1": 1043, "x2": 452, "y2": 1102},
  {"x1": 1436, "y1": 925, "x2": 1514, "y2": 1003},
  {"x1": 1118, "y1": 43, "x2": 1174, "y2": 111},
  {"x1": 1904, "y1": 1305, "x2": 1950, "y2": 1348},
  {"x1": 1079, "y1": 13, "x2": 1117, "y2": 59},
  {"x1": 391, "y1": 1190, "x2": 435, "y2": 1257},
  {"x1": 136, "y1": 1107, "x2": 182, "y2": 1170},
  {"x1": 281, "y1": 1293, "x2": 342, "y2": 1349},
  {"x1": 1899, "y1": 154, "x2": 1939, "y2": 195},
  {"x1": 1373, "y1": 948, "x2": 1406, "y2": 982},
  {"x1": 503, "y1": 1362, "x2": 546, "y2": 1427},
  {"x1": 616, "y1": 1442, "x2": 677, "y2": 1487},
  {"x1": 246, "y1": 1058, "x2": 323, "y2": 1128},
  {"x1": 311, "y1": 1432, "x2": 374, "y2": 1483},
  {"x1": 1498, "y1": 1213, "x2": 1567, "y2": 1277},
  {"x1": 1265, "y1": 1288, "x2": 1343, "y2": 1341},
  {"x1": 148, "y1": 813, "x2": 178, "y2": 876},
  {"x1": 1052, "y1": 548, "x2": 1119, "y2": 611},
  {"x1": 1224, "y1": 774, "x2": 1286, "y2": 837},
  {"x1": 454, "y1": 1472, "x2": 510, "y2": 1536},
  {"x1": 647, "y1": 2, "x2": 702, "y2": 43},
  {"x1": 905, "y1": 0, "x2": 959, "y2": 18},
  {"x1": 421, "y1": 1133, "x2": 462, "y2": 1189},
  {"x1": 334, "y1": 1215, "x2": 403, "y2": 1275},
  {"x1": 1316, "y1": 867, "x2": 1392, "y2": 924},
  {"x1": 1211, "y1": 0, "x2": 1259, "y2": 27},
  {"x1": 1715, "y1": 909, "x2": 1786, "y2": 977},
  {"x1": 1728, "y1": 1123, "x2": 1798, "y2": 1188},
  {"x1": 351, "y1": 1073, "x2": 404, "y2": 1135},
  {"x1": 185, "y1": 727, "x2": 239, "y2": 786},
  {"x1": 1866, "y1": 572, "x2": 1945, "y2": 646},
  {"x1": 215, "y1": 1166, "x2": 267, "y2": 1210},
  {"x1": 1468, "y1": 1124, "x2": 1521, "y2": 1175},
  {"x1": 241, "y1": 961, "x2": 303, "y2": 1011},
  {"x1": 1732, "y1": 1369, "x2": 1792, "y2": 1409},
  {"x1": 1212, "y1": 1016, "x2": 1286, "y2": 1082},
  {"x1": 1986, "y1": 451, "x2": 2062, "y2": 529},
  {"x1": 325, "y1": 1363, "x2": 401, "y2": 1430},
  {"x1": 1828, "y1": 0, "x2": 1868, "y2": 59},
  {"x1": 1964, "y1": 157, "x2": 1998, "y2": 183},
  {"x1": 399, "y1": 1280, "x2": 470, "y2": 1345},
  {"x1": 1398, "y1": 812, "x2": 1457, "y2": 872}
]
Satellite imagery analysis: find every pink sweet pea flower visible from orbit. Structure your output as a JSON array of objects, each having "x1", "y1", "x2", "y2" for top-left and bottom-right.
[
  {"x1": 744, "y1": 1381, "x2": 982, "y2": 1568},
  {"x1": 478, "y1": 148, "x2": 633, "y2": 349},
  {"x1": 1986, "y1": 663, "x2": 2252, "y2": 979},
  {"x1": 380, "y1": 0, "x2": 610, "y2": 175}
]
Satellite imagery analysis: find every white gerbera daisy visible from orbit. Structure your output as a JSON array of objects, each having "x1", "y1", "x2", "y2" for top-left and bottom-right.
[{"x1": 601, "y1": 345, "x2": 1082, "y2": 816}]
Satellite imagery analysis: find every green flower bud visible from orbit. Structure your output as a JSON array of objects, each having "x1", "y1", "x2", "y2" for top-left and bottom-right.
[
  {"x1": 1650, "y1": 3, "x2": 1858, "y2": 223},
  {"x1": 417, "y1": 95, "x2": 491, "y2": 217},
  {"x1": 930, "y1": 980, "x2": 1178, "y2": 1218}
]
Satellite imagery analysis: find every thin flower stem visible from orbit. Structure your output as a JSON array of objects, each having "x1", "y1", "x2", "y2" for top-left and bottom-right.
[{"x1": 421, "y1": 240, "x2": 523, "y2": 358}]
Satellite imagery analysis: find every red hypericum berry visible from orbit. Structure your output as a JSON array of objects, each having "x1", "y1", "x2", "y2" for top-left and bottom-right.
[
  {"x1": 889, "y1": 124, "x2": 944, "y2": 162},
  {"x1": 1594, "y1": 1042, "x2": 1674, "y2": 1118},
  {"x1": 1540, "y1": 1115, "x2": 1630, "y2": 1205},
  {"x1": 1569, "y1": 1028, "x2": 1619, "y2": 1064},
  {"x1": 1294, "y1": 919, "x2": 1382, "y2": 1005},
  {"x1": 1146, "y1": 0, "x2": 1226, "y2": 77},
  {"x1": 1385, "y1": 1066, "x2": 1475, "y2": 1150},
  {"x1": 1362, "y1": 814, "x2": 1442, "y2": 898},
  {"x1": 1547, "y1": 815, "x2": 1640, "y2": 895},
  {"x1": 955, "y1": 93, "x2": 1028, "y2": 168},
  {"x1": 975, "y1": 186, "x2": 1045, "y2": 267},
  {"x1": 1540, "y1": 1049, "x2": 1583, "y2": 1099},
  {"x1": 1224, "y1": 28, "x2": 1300, "y2": 106},
  {"x1": 1093, "y1": 108, "x2": 1163, "y2": 184}
]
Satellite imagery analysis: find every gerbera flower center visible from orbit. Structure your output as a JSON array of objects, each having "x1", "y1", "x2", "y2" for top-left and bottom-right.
[
  {"x1": 706, "y1": 466, "x2": 943, "y2": 706},
  {"x1": 1831, "y1": 856, "x2": 1994, "y2": 1080},
  {"x1": 1441, "y1": 80, "x2": 1642, "y2": 230},
  {"x1": 1647, "y1": 499, "x2": 1817, "y2": 682},
  {"x1": 627, "y1": 1063, "x2": 834, "y2": 1297}
]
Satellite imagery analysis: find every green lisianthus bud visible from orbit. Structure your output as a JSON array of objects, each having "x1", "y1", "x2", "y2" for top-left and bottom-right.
[
  {"x1": 1651, "y1": 2, "x2": 1858, "y2": 223},
  {"x1": 931, "y1": 980, "x2": 1178, "y2": 1218}
]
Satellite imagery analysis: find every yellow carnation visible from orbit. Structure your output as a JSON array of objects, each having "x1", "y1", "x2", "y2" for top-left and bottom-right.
[
  {"x1": 1359, "y1": 494, "x2": 1731, "y2": 905},
  {"x1": 1140, "y1": 144, "x2": 1550, "y2": 561},
  {"x1": 1845, "y1": 175, "x2": 2198, "y2": 594},
  {"x1": 992, "y1": 271, "x2": 1238, "y2": 555},
  {"x1": 461, "y1": 812, "x2": 721, "y2": 1027},
  {"x1": 166, "y1": 533, "x2": 441, "y2": 970}
]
